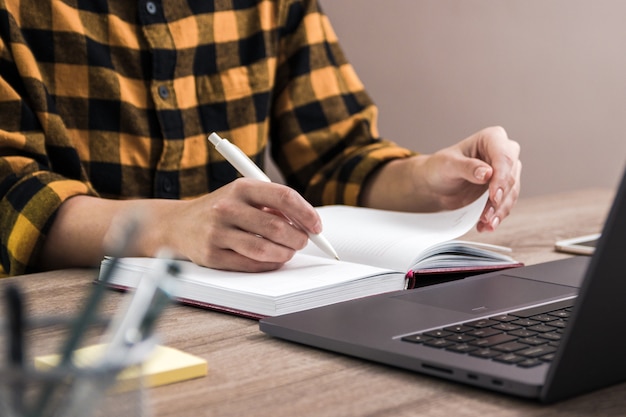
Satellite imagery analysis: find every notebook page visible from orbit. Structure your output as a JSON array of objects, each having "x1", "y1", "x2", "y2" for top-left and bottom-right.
[{"x1": 302, "y1": 192, "x2": 489, "y2": 271}]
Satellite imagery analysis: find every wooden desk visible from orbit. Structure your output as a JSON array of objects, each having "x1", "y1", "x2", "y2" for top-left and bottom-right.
[{"x1": 5, "y1": 188, "x2": 625, "y2": 417}]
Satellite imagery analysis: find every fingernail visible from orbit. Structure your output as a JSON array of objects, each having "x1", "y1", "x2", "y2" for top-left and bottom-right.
[
  {"x1": 485, "y1": 206, "x2": 495, "y2": 221},
  {"x1": 312, "y1": 220, "x2": 323, "y2": 234},
  {"x1": 494, "y1": 188, "x2": 503, "y2": 205},
  {"x1": 474, "y1": 167, "x2": 488, "y2": 181},
  {"x1": 491, "y1": 216, "x2": 500, "y2": 229}
]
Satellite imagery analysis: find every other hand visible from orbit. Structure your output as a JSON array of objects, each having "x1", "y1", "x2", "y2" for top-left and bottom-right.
[{"x1": 361, "y1": 126, "x2": 521, "y2": 232}]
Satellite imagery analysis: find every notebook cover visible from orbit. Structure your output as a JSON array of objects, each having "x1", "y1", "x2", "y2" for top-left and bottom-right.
[{"x1": 405, "y1": 262, "x2": 525, "y2": 289}]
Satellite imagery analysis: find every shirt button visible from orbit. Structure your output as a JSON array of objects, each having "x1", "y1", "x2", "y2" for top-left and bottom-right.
[
  {"x1": 146, "y1": 1, "x2": 157, "y2": 15},
  {"x1": 158, "y1": 85, "x2": 169, "y2": 99},
  {"x1": 162, "y1": 177, "x2": 173, "y2": 193}
]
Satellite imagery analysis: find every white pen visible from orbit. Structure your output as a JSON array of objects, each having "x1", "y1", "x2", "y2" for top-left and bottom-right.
[{"x1": 208, "y1": 132, "x2": 339, "y2": 261}]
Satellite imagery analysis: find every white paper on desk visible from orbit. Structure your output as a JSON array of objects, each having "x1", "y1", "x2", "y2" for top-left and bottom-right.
[{"x1": 302, "y1": 191, "x2": 491, "y2": 271}]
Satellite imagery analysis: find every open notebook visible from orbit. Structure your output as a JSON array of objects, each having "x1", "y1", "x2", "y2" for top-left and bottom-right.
[{"x1": 99, "y1": 192, "x2": 520, "y2": 319}]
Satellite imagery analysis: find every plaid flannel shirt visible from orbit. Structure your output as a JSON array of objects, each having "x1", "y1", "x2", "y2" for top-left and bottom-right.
[{"x1": 0, "y1": 0, "x2": 413, "y2": 276}]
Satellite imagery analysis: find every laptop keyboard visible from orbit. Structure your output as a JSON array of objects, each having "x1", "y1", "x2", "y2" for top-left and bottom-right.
[{"x1": 401, "y1": 298, "x2": 574, "y2": 368}]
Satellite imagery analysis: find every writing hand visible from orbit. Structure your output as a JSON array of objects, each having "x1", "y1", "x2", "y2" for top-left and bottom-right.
[{"x1": 163, "y1": 178, "x2": 322, "y2": 272}]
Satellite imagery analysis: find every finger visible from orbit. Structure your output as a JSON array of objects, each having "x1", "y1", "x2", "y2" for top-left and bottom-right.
[
  {"x1": 227, "y1": 228, "x2": 299, "y2": 263},
  {"x1": 205, "y1": 222, "x2": 298, "y2": 263},
  {"x1": 493, "y1": 160, "x2": 522, "y2": 221},
  {"x1": 201, "y1": 246, "x2": 286, "y2": 273},
  {"x1": 187, "y1": 218, "x2": 295, "y2": 271},
  {"x1": 205, "y1": 200, "x2": 307, "y2": 262},
  {"x1": 234, "y1": 206, "x2": 310, "y2": 252},
  {"x1": 477, "y1": 159, "x2": 522, "y2": 232},
  {"x1": 237, "y1": 179, "x2": 323, "y2": 235},
  {"x1": 446, "y1": 152, "x2": 494, "y2": 186},
  {"x1": 485, "y1": 137, "x2": 521, "y2": 201}
]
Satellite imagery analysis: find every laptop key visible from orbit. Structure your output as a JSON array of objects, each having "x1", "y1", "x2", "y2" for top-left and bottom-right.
[
  {"x1": 470, "y1": 348, "x2": 500, "y2": 359},
  {"x1": 401, "y1": 334, "x2": 433, "y2": 344},
  {"x1": 518, "y1": 345, "x2": 557, "y2": 358},
  {"x1": 424, "y1": 339, "x2": 455, "y2": 348},
  {"x1": 424, "y1": 329, "x2": 453, "y2": 338},
  {"x1": 467, "y1": 328, "x2": 502, "y2": 338},
  {"x1": 446, "y1": 344, "x2": 478, "y2": 354},
  {"x1": 548, "y1": 320, "x2": 567, "y2": 329},
  {"x1": 508, "y1": 329, "x2": 537, "y2": 338},
  {"x1": 494, "y1": 353, "x2": 525, "y2": 364},
  {"x1": 470, "y1": 333, "x2": 517, "y2": 347},
  {"x1": 492, "y1": 341, "x2": 528, "y2": 353},
  {"x1": 511, "y1": 318, "x2": 540, "y2": 327},
  {"x1": 443, "y1": 324, "x2": 473, "y2": 333},
  {"x1": 517, "y1": 358, "x2": 543, "y2": 368},
  {"x1": 492, "y1": 323, "x2": 521, "y2": 332},
  {"x1": 520, "y1": 337, "x2": 549, "y2": 346},
  {"x1": 538, "y1": 332, "x2": 561, "y2": 342},
  {"x1": 530, "y1": 314, "x2": 558, "y2": 322},
  {"x1": 445, "y1": 334, "x2": 476, "y2": 343},
  {"x1": 528, "y1": 324, "x2": 558, "y2": 333},
  {"x1": 549, "y1": 309, "x2": 570, "y2": 318}
]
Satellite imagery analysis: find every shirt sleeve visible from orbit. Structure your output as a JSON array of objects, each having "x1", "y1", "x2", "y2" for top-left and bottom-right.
[
  {"x1": 270, "y1": 0, "x2": 416, "y2": 207},
  {"x1": 0, "y1": 11, "x2": 97, "y2": 277}
]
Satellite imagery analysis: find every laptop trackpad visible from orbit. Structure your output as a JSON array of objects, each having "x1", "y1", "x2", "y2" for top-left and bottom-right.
[{"x1": 394, "y1": 275, "x2": 577, "y2": 315}]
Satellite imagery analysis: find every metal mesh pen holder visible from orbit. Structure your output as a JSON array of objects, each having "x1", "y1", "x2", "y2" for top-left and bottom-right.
[{"x1": 0, "y1": 317, "x2": 156, "y2": 417}]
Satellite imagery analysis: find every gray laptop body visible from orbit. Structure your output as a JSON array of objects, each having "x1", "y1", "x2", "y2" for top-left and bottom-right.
[{"x1": 260, "y1": 168, "x2": 626, "y2": 403}]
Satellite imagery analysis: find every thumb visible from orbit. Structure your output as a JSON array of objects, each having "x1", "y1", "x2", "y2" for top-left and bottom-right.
[{"x1": 461, "y1": 158, "x2": 493, "y2": 185}]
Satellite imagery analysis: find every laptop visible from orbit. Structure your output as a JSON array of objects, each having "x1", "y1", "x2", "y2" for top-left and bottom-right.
[{"x1": 260, "y1": 167, "x2": 626, "y2": 403}]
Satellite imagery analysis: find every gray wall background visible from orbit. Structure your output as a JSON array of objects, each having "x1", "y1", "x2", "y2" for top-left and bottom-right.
[{"x1": 313, "y1": 0, "x2": 626, "y2": 197}]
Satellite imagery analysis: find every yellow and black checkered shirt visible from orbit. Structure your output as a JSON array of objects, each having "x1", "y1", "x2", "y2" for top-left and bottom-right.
[{"x1": 0, "y1": 0, "x2": 413, "y2": 276}]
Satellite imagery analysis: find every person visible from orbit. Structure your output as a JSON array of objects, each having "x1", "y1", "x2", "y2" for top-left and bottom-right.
[{"x1": 0, "y1": 0, "x2": 521, "y2": 277}]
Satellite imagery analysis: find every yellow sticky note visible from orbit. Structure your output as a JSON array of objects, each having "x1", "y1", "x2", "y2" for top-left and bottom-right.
[{"x1": 35, "y1": 344, "x2": 208, "y2": 388}]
